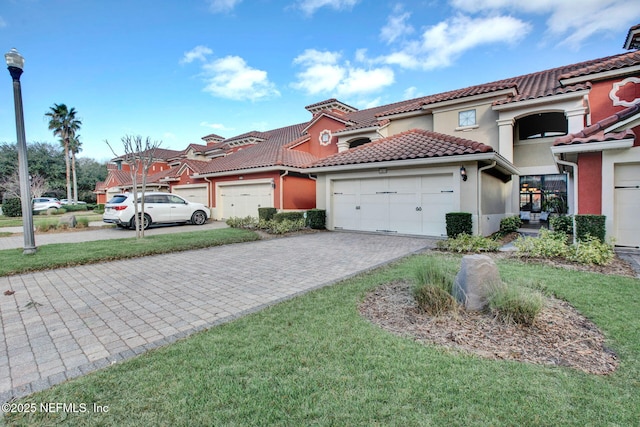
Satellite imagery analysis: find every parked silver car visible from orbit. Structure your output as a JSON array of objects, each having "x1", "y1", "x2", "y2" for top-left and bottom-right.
[
  {"x1": 103, "y1": 192, "x2": 209, "y2": 229},
  {"x1": 33, "y1": 197, "x2": 62, "y2": 211}
]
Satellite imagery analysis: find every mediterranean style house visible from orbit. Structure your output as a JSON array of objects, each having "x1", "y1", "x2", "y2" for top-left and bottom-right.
[{"x1": 96, "y1": 24, "x2": 640, "y2": 247}]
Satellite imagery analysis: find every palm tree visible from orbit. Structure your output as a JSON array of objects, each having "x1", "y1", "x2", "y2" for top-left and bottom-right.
[
  {"x1": 45, "y1": 104, "x2": 81, "y2": 202},
  {"x1": 69, "y1": 134, "x2": 82, "y2": 204}
]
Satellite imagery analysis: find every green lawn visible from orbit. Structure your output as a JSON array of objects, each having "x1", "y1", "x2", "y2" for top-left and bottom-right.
[
  {"x1": 0, "y1": 228, "x2": 259, "y2": 276},
  {"x1": 0, "y1": 212, "x2": 104, "y2": 228},
  {"x1": 4, "y1": 253, "x2": 638, "y2": 426}
]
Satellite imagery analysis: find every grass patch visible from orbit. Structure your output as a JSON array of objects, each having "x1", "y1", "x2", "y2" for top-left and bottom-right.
[
  {"x1": 0, "y1": 213, "x2": 104, "y2": 229},
  {"x1": 0, "y1": 228, "x2": 259, "y2": 277},
  {"x1": 4, "y1": 253, "x2": 639, "y2": 426}
]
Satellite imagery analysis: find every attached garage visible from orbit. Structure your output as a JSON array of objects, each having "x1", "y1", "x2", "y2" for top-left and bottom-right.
[
  {"x1": 331, "y1": 173, "x2": 454, "y2": 236},
  {"x1": 172, "y1": 185, "x2": 209, "y2": 206},
  {"x1": 218, "y1": 180, "x2": 274, "y2": 219},
  {"x1": 614, "y1": 163, "x2": 640, "y2": 248}
]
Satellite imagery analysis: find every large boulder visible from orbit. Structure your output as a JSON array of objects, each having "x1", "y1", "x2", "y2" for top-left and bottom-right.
[
  {"x1": 453, "y1": 254, "x2": 500, "y2": 311},
  {"x1": 59, "y1": 214, "x2": 77, "y2": 228}
]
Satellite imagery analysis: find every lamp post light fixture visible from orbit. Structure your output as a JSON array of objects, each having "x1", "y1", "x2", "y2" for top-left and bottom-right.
[{"x1": 5, "y1": 48, "x2": 37, "y2": 254}]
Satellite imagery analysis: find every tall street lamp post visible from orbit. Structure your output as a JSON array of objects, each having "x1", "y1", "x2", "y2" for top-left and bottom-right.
[{"x1": 5, "y1": 48, "x2": 36, "y2": 254}]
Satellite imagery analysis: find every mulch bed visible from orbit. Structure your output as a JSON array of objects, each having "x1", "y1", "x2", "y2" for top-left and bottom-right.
[{"x1": 359, "y1": 279, "x2": 619, "y2": 375}]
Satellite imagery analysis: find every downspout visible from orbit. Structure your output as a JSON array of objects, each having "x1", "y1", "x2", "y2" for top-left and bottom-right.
[
  {"x1": 477, "y1": 161, "x2": 496, "y2": 236},
  {"x1": 279, "y1": 170, "x2": 289, "y2": 210},
  {"x1": 555, "y1": 158, "x2": 578, "y2": 244}
]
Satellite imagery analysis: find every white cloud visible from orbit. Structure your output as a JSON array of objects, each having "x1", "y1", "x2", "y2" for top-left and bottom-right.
[
  {"x1": 292, "y1": 49, "x2": 395, "y2": 97},
  {"x1": 200, "y1": 121, "x2": 234, "y2": 132},
  {"x1": 180, "y1": 45, "x2": 213, "y2": 64},
  {"x1": 449, "y1": 0, "x2": 640, "y2": 48},
  {"x1": 202, "y1": 55, "x2": 280, "y2": 101},
  {"x1": 403, "y1": 86, "x2": 420, "y2": 100},
  {"x1": 0, "y1": 17, "x2": 6, "y2": 28},
  {"x1": 379, "y1": 14, "x2": 531, "y2": 70},
  {"x1": 380, "y1": 4, "x2": 414, "y2": 44},
  {"x1": 295, "y1": 0, "x2": 360, "y2": 16},
  {"x1": 208, "y1": 0, "x2": 242, "y2": 13},
  {"x1": 336, "y1": 67, "x2": 394, "y2": 96},
  {"x1": 163, "y1": 132, "x2": 177, "y2": 140}
]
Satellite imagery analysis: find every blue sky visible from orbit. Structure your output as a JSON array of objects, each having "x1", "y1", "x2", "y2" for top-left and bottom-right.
[{"x1": 1, "y1": 0, "x2": 639, "y2": 162}]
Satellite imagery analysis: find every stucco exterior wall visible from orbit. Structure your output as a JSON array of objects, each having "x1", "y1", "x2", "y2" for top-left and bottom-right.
[
  {"x1": 513, "y1": 138, "x2": 558, "y2": 174},
  {"x1": 578, "y1": 152, "x2": 603, "y2": 214},
  {"x1": 282, "y1": 175, "x2": 316, "y2": 210},
  {"x1": 433, "y1": 102, "x2": 499, "y2": 150},
  {"x1": 386, "y1": 114, "x2": 433, "y2": 135}
]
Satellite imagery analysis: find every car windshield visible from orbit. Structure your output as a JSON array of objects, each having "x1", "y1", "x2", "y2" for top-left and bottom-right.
[{"x1": 107, "y1": 195, "x2": 129, "y2": 204}]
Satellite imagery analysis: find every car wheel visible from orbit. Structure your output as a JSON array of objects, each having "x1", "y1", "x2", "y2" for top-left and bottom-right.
[
  {"x1": 129, "y1": 214, "x2": 151, "y2": 230},
  {"x1": 191, "y1": 210, "x2": 207, "y2": 225}
]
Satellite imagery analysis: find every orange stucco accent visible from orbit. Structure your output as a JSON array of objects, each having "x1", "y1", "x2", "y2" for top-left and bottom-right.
[
  {"x1": 589, "y1": 79, "x2": 640, "y2": 145},
  {"x1": 305, "y1": 115, "x2": 344, "y2": 158},
  {"x1": 283, "y1": 175, "x2": 316, "y2": 210},
  {"x1": 577, "y1": 152, "x2": 602, "y2": 214}
]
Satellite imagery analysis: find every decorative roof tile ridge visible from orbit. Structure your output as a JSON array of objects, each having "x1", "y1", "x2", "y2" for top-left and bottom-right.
[{"x1": 554, "y1": 103, "x2": 640, "y2": 145}]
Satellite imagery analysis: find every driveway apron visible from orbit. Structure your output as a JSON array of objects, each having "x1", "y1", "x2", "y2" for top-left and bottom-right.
[{"x1": 0, "y1": 232, "x2": 434, "y2": 403}]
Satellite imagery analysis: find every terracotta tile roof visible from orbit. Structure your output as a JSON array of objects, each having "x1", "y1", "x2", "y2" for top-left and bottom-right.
[
  {"x1": 375, "y1": 51, "x2": 640, "y2": 116},
  {"x1": 93, "y1": 181, "x2": 106, "y2": 192},
  {"x1": 558, "y1": 51, "x2": 640, "y2": 82},
  {"x1": 624, "y1": 24, "x2": 640, "y2": 50},
  {"x1": 308, "y1": 129, "x2": 493, "y2": 168},
  {"x1": 197, "y1": 122, "x2": 319, "y2": 174},
  {"x1": 554, "y1": 102, "x2": 640, "y2": 146},
  {"x1": 379, "y1": 83, "x2": 519, "y2": 117}
]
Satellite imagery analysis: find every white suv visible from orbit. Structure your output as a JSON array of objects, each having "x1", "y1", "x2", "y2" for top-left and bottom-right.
[{"x1": 103, "y1": 192, "x2": 209, "y2": 229}]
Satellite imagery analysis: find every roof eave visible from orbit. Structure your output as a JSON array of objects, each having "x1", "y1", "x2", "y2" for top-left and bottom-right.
[
  {"x1": 192, "y1": 165, "x2": 301, "y2": 179},
  {"x1": 559, "y1": 65, "x2": 640, "y2": 87},
  {"x1": 307, "y1": 152, "x2": 519, "y2": 175},
  {"x1": 551, "y1": 138, "x2": 634, "y2": 155},
  {"x1": 492, "y1": 91, "x2": 587, "y2": 111}
]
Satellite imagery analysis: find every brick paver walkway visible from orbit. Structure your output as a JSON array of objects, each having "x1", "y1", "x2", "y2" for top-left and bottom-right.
[{"x1": 0, "y1": 232, "x2": 434, "y2": 403}]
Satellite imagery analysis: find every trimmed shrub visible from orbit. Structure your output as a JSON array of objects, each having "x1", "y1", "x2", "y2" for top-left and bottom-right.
[
  {"x1": 550, "y1": 215, "x2": 573, "y2": 235},
  {"x1": 76, "y1": 217, "x2": 90, "y2": 228},
  {"x1": 513, "y1": 228, "x2": 569, "y2": 258},
  {"x1": 575, "y1": 214, "x2": 606, "y2": 243},
  {"x1": 500, "y1": 215, "x2": 522, "y2": 233},
  {"x1": 267, "y1": 218, "x2": 306, "y2": 234},
  {"x1": 2, "y1": 198, "x2": 22, "y2": 217},
  {"x1": 258, "y1": 207, "x2": 277, "y2": 221},
  {"x1": 487, "y1": 283, "x2": 544, "y2": 326},
  {"x1": 567, "y1": 235, "x2": 614, "y2": 265},
  {"x1": 63, "y1": 204, "x2": 89, "y2": 212},
  {"x1": 226, "y1": 216, "x2": 258, "y2": 229},
  {"x1": 436, "y1": 234, "x2": 500, "y2": 253},
  {"x1": 273, "y1": 211, "x2": 304, "y2": 223},
  {"x1": 445, "y1": 212, "x2": 472, "y2": 238},
  {"x1": 306, "y1": 209, "x2": 326, "y2": 229}
]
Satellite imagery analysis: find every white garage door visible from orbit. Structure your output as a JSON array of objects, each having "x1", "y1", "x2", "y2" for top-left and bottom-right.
[
  {"x1": 614, "y1": 163, "x2": 640, "y2": 248},
  {"x1": 219, "y1": 182, "x2": 273, "y2": 219},
  {"x1": 331, "y1": 174, "x2": 454, "y2": 236},
  {"x1": 172, "y1": 186, "x2": 209, "y2": 206}
]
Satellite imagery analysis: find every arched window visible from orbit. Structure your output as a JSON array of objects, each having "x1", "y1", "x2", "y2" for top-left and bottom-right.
[
  {"x1": 518, "y1": 112, "x2": 567, "y2": 140},
  {"x1": 349, "y1": 138, "x2": 371, "y2": 149}
]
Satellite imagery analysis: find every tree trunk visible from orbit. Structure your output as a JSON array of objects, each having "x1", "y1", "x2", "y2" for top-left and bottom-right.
[
  {"x1": 71, "y1": 151, "x2": 78, "y2": 204},
  {"x1": 64, "y1": 138, "x2": 72, "y2": 202}
]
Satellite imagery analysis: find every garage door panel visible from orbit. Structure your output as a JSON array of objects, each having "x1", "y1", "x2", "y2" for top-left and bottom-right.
[
  {"x1": 173, "y1": 186, "x2": 208, "y2": 206},
  {"x1": 220, "y1": 183, "x2": 273, "y2": 219},
  {"x1": 614, "y1": 164, "x2": 640, "y2": 247},
  {"x1": 330, "y1": 173, "x2": 453, "y2": 236},
  {"x1": 389, "y1": 192, "x2": 421, "y2": 234}
]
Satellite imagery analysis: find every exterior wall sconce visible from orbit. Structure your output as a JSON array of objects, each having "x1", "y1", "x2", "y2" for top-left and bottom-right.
[
  {"x1": 460, "y1": 166, "x2": 468, "y2": 181},
  {"x1": 271, "y1": 179, "x2": 276, "y2": 189}
]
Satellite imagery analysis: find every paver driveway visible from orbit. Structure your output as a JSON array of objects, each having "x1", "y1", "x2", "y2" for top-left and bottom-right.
[{"x1": 0, "y1": 232, "x2": 434, "y2": 403}]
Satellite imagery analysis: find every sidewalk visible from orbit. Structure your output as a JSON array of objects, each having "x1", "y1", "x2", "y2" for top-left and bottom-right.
[
  {"x1": 0, "y1": 232, "x2": 434, "y2": 404},
  {"x1": 0, "y1": 221, "x2": 229, "y2": 250}
]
